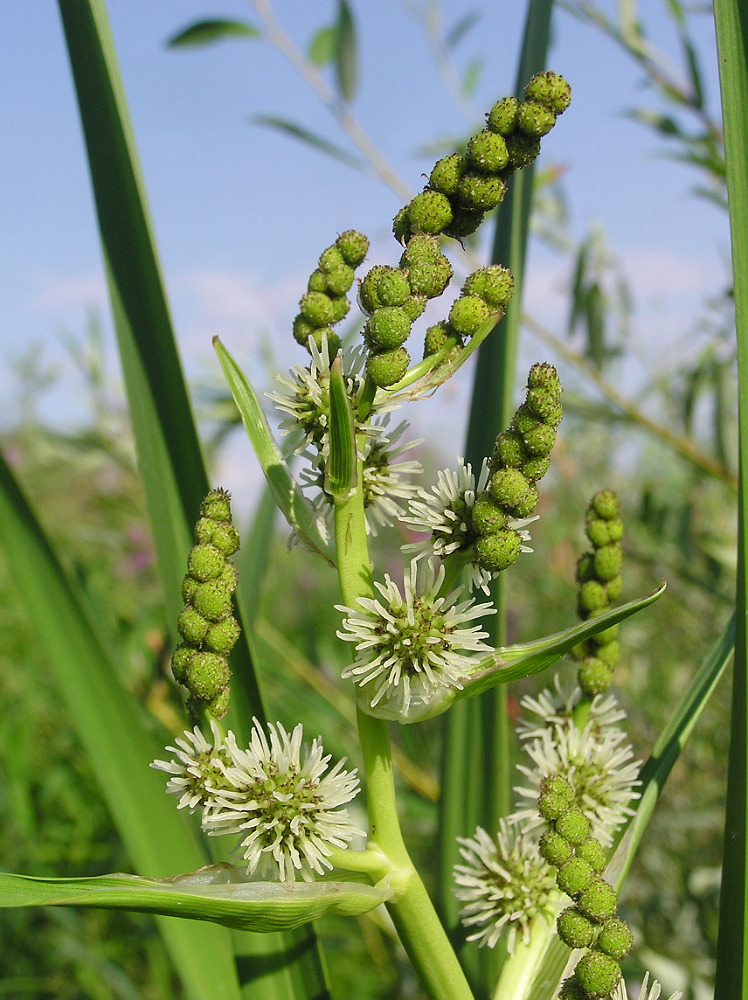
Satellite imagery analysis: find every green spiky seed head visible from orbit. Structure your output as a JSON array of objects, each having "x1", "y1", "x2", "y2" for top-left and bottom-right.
[
  {"x1": 424, "y1": 321, "x2": 451, "y2": 357},
  {"x1": 474, "y1": 528, "x2": 521, "y2": 572},
  {"x1": 318, "y1": 245, "x2": 345, "y2": 272},
  {"x1": 586, "y1": 518, "x2": 612, "y2": 547},
  {"x1": 524, "y1": 71, "x2": 572, "y2": 115},
  {"x1": 210, "y1": 521, "x2": 240, "y2": 557},
  {"x1": 471, "y1": 494, "x2": 508, "y2": 535},
  {"x1": 595, "y1": 639, "x2": 620, "y2": 668},
  {"x1": 395, "y1": 296, "x2": 423, "y2": 324},
  {"x1": 517, "y1": 99, "x2": 557, "y2": 136},
  {"x1": 376, "y1": 268, "x2": 411, "y2": 307},
  {"x1": 443, "y1": 207, "x2": 485, "y2": 239},
  {"x1": 538, "y1": 773, "x2": 575, "y2": 820},
  {"x1": 574, "y1": 951, "x2": 621, "y2": 999},
  {"x1": 299, "y1": 290, "x2": 334, "y2": 326},
  {"x1": 457, "y1": 172, "x2": 507, "y2": 212},
  {"x1": 204, "y1": 615, "x2": 241, "y2": 655},
  {"x1": 365, "y1": 307, "x2": 411, "y2": 349},
  {"x1": 206, "y1": 686, "x2": 230, "y2": 719},
  {"x1": 579, "y1": 657, "x2": 614, "y2": 697},
  {"x1": 557, "y1": 907, "x2": 599, "y2": 950},
  {"x1": 171, "y1": 643, "x2": 195, "y2": 684},
  {"x1": 328, "y1": 294, "x2": 350, "y2": 322},
  {"x1": 505, "y1": 131, "x2": 542, "y2": 169},
  {"x1": 487, "y1": 96, "x2": 519, "y2": 135},
  {"x1": 201, "y1": 489, "x2": 232, "y2": 522},
  {"x1": 597, "y1": 917, "x2": 633, "y2": 961},
  {"x1": 177, "y1": 605, "x2": 210, "y2": 644},
  {"x1": 408, "y1": 190, "x2": 454, "y2": 234},
  {"x1": 513, "y1": 480, "x2": 538, "y2": 518},
  {"x1": 512, "y1": 403, "x2": 540, "y2": 436},
  {"x1": 576, "y1": 552, "x2": 596, "y2": 584},
  {"x1": 522, "y1": 423, "x2": 558, "y2": 457},
  {"x1": 556, "y1": 808, "x2": 592, "y2": 845},
  {"x1": 188, "y1": 543, "x2": 225, "y2": 582},
  {"x1": 324, "y1": 264, "x2": 355, "y2": 296},
  {"x1": 449, "y1": 294, "x2": 491, "y2": 338},
  {"x1": 591, "y1": 490, "x2": 620, "y2": 520},
  {"x1": 527, "y1": 386, "x2": 563, "y2": 422},
  {"x1": 392, "y1": 205, "x2": 412, "y2": 244},
  {"x1": 193, "y1": 580, "x2": 233, "y2": 622},
  {"x1": 292, "y1": 313, "x2": 317, "y2": 347},
  {"x1": 528, "y1": 362, "x2": 561, "y2": 393},
  {"x1": 336, "y1": 229, "x2": 369, "y2": 267},
  {"x1": 494, "y1": 429, "x2": 527, "y2": 468},
  {"x1": 182, "y1": 575, "x2": 198, "y2": 604},
  {"x1": 359, "y1": 265, "x2": 389, "y2": 313},
  {"x1": 523, "y1": 455, "x2": 551, "y2": 482},
  {"x1": 401, "y1": 232, "x2": 441, "y2": 264},
  {"x1": 185, "y1": 651, "x2": 230, "y2": 702},
  {"x1": 489, "y1": 466, "x2": 532, "y2": 511},
  {"x1": 429, "y1": 153, "x2": 465, "y2": 195},
  {"x1": 406, "y1": 256, "x2": 453, "y2": 298},
  {"x1": 607, "y1": 518, "x2": 624, "y2": 542},
  {"x1": 464, "y1": 265, "x2": 514, "y2": 309},
  {"x1": 578, "y1": 580, "x2": 608, "y2": 614},
  {"x1": 577, "y1": 877, "x2": 618, "y2": 922},
  {"x1": 594, "y1": 544, "x2": 623, "y2": 582},
  {"x1": 558, "y1": 977, "x2": 589, "y2": 1000},
  {"x1": 307, "y1": 269, "x2": 328, "y2": 293},
  {"x1": 219, "y1": 562, "x2": 238, "y2": 595},
  {"x1": 539, "y1": 828, "x2": 574, "y2": 867},
  {"x1": 366, "y1": 347, "x2": 410, "y2": 388},
  {"x1": 310, "y1": 328, "x2": 342, "y2": 356},
  {"x1": 576, "y1": 838, "x2": 607, "y2": 873},
  {"x1": 466, "y1": 130, "x2": 509, "y2": 173},
  {"x1": 557, "y1": 857, "x2": 596, "y2": 898},
  {"x1": 194, "y1": 516, "x2": 214, "y2": 544}
]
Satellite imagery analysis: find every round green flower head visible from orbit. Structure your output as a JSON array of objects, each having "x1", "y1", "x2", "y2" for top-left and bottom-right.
[
  {"x1": 574, "y1": 950, "x2": 621, "y2": 999},
  {"x1": 524, "y1": 70, "x2": 572, "y2": 115},
  {"x1": 429, "y1": 153, "x2": 465, "y2": 195},
  {"x1": 407, "y1": 190, "x2": 453, "y2": 234},
  {"x1": 336, "y1": 229, "x2": 369, "y2": 267}
]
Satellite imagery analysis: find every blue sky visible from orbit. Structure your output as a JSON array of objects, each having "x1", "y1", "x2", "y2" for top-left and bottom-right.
[{"x1": 0, "y1": 1, "x2": 728, "y2": 500}]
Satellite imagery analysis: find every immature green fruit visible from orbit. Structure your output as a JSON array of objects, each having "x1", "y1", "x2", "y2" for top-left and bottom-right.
[
  {"x1": 210, "y1": 521, "x2": 240, "y2": 557},
  {"x1": 336, "y1": 229, "x2": 369, "y2": 267},
  {"x1": 486, "y1": 96, "x2": 519, "y2": 135},
  {"x1": 575, "y1": 838, "x2": 607, "y2": 873},
  {"x1": 595, "y1": 639, "x2": 620, "y2": 668},
  {"x1": 522, "y1": 455, "x2": 551, "y2": 482},
  {"x1": 474, "y1": 528, "x2": 521, "y2": 572},
  {"x1": 406, "y1": 256, "x2": 453, "y2": 298},
  {"x1": 328, "y1": 295, "x2": 350, "y2": 323},
  {"x1": 177, "y1": 605, "x2": 210, "y2": 644},
  {"x1": 513, "y1": 481, "x2": 538, "y2": 518},
  {"x1": 193, "y1": 580, "x2": 233, "y2": 622},
  {"x1": 318, "y1": 245, "x2": 345, "y2": 272},
  {"x1": 194, "y1": 516, "x2": 215, "y2": 544},
  {"x1": 577, "y1": 877, "x2": 618, "y2": 921},
  {"x1": 171, "y1": 643, "x2": 195, "y2": 684},
  {"x1": 365, "y1": 307, "x2": 411, "y2": 349},
  {"x1": 187, "y1": 543, "x2": 224, "y2": 581},
  {"x1": 494, "y1": 429, "x2": 527, "y2": 468},
  {"x1": 392, "y1": 205, "x2": 411, "y2": 244},
  {"x1": 528, "y1": 362, "x2": 562, "y2": 393},
  {"x1": 524, "y1": 71, "x2": 572, "y2": 115},
  {"x1": 423, "y1": 321, "x2": 452, "y2": 357},
  {"x1": 512, "y1": 403, "x2": 540, "y2": 436},
  {"x1": 219, "y1": 562, "x2": 238, "y2": 595},
  {"x1": 457, "y1": 172, "x2": 507, "y2": 211},
  {"x1": 206, "y1": 686, "x2": 230, "y2": 719},
  {"x1": 292, "y1": 313, "x2": 317, "y2": 347},
  {"x1": 523, "y1": 425, "x2": 558, "y2": 462},
  {"x1": 464, "y1": 265, "x2": 514, "y2": 309},
  {"x1": 466, "y1": 130, "x2": 509, "y2": 173},
  {"x1": 557, "y1": 907, "x2": 599, "y2": 950},
  {"x1": 449, "y1": 294, "x2": 491, "y2": 337},
  {"x1": 376, "y1": 268, "x2": 411, "y2": 307},
  {"x1": 307, "y1": 269, "x2": 328, "y2": 293},
  {"x1": 489, "y1": 467, "x2": 532, "y2": 511},
  {"x1": 359, "y1": 265, "x2": 389, "y2": 313},
  {"x1": 574, "y1": 951, "x2": 621, "y2": 999},
  {"x1": 201, "y1": 489, "x2": 232, "y2": 522},
  {"x1": 586, "y1": 518, "x2": 612, "y2": 547},
  {"x1": 556, "y1": 857, "x2": 595, "y2": 898},
  {"x1": 591, "y1": 489, "x2": 620, "y2": 520},
  {"x1": 471, "y1": 494, "x2": 507, "y2": 535},
  {"x1": 204, "y1": 615, "x2": 241, "y2": 655},
  {"x1": 594, "y1": 544, "x2": 623, "y2": 582},
  {"x1": 443, "y1": 207, "x2": 485, "y2": 239},
  {"x1": 401, "y1": 232, "x2": 441, "y2": 264},
  {"x1": 182, "y1": 575, "x2": 198, "y2": 604},
  {"x1": 324, "y1": 264, "x2": 355, "y2": 296},
  {"x1": 538, "y1": 773, "x2": 575, "y2": 820},
  {"x1": 408, "y1": 190, "x2": 453, "y2": 234},
  {"x1": 429, "y1": 153, "x2": 465, "y2": 195},
  {"x1": 539, "y1": 828, "x2": 574, "y2": 867},
  {"x1": 557, "y1": 977, "x2": 589, "y2": 1000},
  {"x1": 590, "y1": 621, "x2": 619, "y2": 646},
  {"x1": 526, "y1": 386, "x2": 563, "y2": 422},
  {"x1": 575, "y1": 552, "x2": 596, "y2": 583},
  {"x1": 402, "y1": 294, "x2": 428, "y2": 321},
  {"x1": 185, "y1": 651, "x2": 231, "y2": 702},
  {"x1": 299, "y1": 290, "x2": 335, "y2": 326},
  {"x1": 606, "y1": 517, "x2": 624, "y2": 542},
  {"x1": 597, "y1": 917, "x2": 633, "y2": 960},
  {"x1": 578, "y1": 580, "x2": 608, "y2": 614},
  {"x1": 555, "y1": 807, "x2": 591, "y2": 845},
  {"x1": 366, "y1": 347, "x2": 410, "y2": 388},
  {"x1": 517, "y1": 99, "x2": 557, "y2": 136},
  {"x1": 505, "y1": 131, "x2": 541, "y2": 169},
  {"x1": 578, "y1": 657, "x2": 613, "y2": 696}
]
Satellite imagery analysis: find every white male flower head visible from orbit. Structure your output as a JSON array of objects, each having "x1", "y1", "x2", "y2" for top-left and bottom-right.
[
  {"x1": 202, "y1": 719, "x2": 363, "y2": 882},
  {"x1": 612, "y1": 972, "x2": 682, "y2": 1000},
  {"x1": 402, "y1": 457, "x2": 537, "y2": 593},
  {"x1": 336, "y1": 558, "x2": 495, "y2": 718},
  {"x1": 150, "y1": 720, "x2": 232, "y2": 813},
  {"x1": 453, "y1": 818, "x2": 557, "y2": 953}
]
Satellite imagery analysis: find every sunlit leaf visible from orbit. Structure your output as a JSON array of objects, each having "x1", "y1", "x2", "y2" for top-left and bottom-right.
[
  {"x1": 252, "y1": 115, "x2": 366, "y2": 171},
  {"x1": 167, "y1": 19, "x2": 260, "y2": 48}
]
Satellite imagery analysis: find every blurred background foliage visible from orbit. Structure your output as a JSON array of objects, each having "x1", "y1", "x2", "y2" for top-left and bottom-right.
[{"x1": 0, "y1": 1, "x2": 732, "y2": 997}]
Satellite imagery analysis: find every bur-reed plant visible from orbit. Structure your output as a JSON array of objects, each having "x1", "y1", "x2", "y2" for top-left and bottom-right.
[{"x1": 0, "y1": 1, "x2": 743, "y2": 999}]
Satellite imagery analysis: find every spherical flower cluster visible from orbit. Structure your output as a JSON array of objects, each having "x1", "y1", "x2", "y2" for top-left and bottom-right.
[
  {"x1": 571, "y1": 490, "x2": 624, "y2": 697},
  {"x1": 293, "y1": 230, "x2": 369, "y2": 356},
  {"x1": 151, "y1": 718, "x2": 363, "y2": 883},
  {"x1": 173, "y1": 489, "x2": 240, "y2": 719},
  {"x1": 393, "y1": 71, "x2": 571, "y2": 247},
  {"x1": 421, "y1": 264, "x2": 515, "y2": 362},
  {"x1": 452, "y1": 818, "x2": 557, "y2": 953},
  {"x1": 336, "y1": 559, "x2": 495, "y2": 717}
]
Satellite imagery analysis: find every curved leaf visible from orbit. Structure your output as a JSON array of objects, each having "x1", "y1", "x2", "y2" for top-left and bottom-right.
[
  {"x1": 252, "y1": 116, "x2": 366, "y2": 171},
  {"x1": 167, "y1": 19, "x2": 260, "y2": 48},
  {"x1": 335, "y1": 0, "x2": 357, "y2": 102}
]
